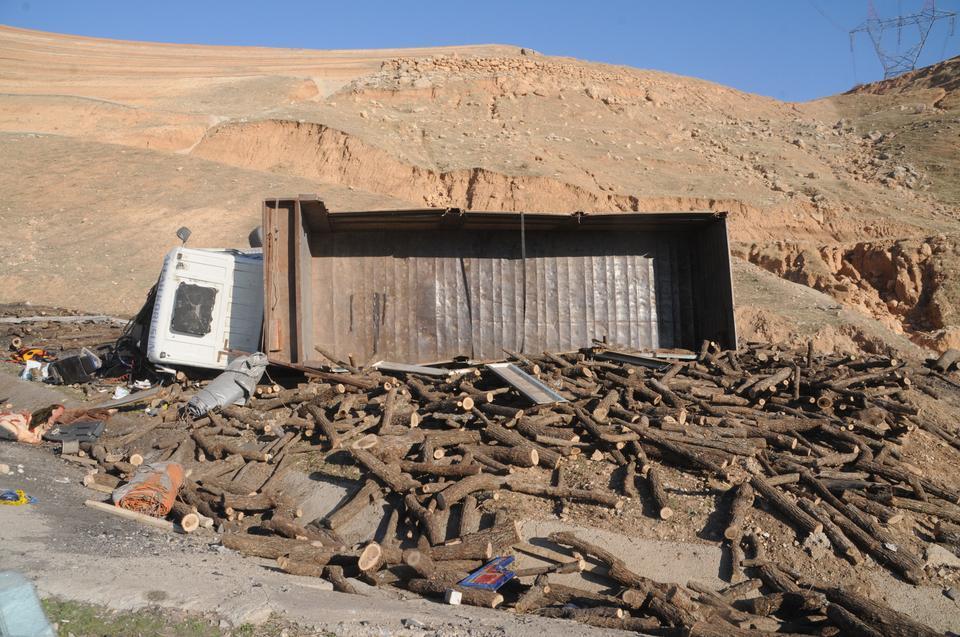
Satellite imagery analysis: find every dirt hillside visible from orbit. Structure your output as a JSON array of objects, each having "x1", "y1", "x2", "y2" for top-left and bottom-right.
[{"x1": 0, "y1": 25, "x2": 957, "y2": 355}]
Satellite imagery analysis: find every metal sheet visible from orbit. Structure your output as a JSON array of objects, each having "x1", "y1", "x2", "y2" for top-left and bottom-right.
[
  {"x1": 593, "y1": 351, "x2": 673, "y2": 371},
  {"x1": 263, "y1": 199, "x2": 738, "y2": 366},
  {"x1": 371, "y1": 361, "x2": 453, "y2": 377},
  {"x1": 485, "y1": 362, "x2": 568, "y2": 405}
]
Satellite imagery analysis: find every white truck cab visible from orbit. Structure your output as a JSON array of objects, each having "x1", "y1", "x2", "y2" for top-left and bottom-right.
[{"x1": 146, "y1": 247, "x2": 264, "y2": 370}]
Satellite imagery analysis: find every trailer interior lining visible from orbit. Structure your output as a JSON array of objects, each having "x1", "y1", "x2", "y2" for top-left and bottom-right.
[{"x1": 263, "y1": 198, "x2": 736, "y2": 366}]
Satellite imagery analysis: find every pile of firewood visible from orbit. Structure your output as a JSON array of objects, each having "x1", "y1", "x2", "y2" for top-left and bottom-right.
[
  {"x1": 1, "y1": 312, "x2": 125, "y2": 356},
  {"x1": 75, "y1": 340, "x2": 960, "y2": 637}
]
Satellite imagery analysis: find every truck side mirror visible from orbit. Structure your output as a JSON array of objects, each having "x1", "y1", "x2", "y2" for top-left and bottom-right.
[
  {"x1": 248, "y1": 226, "x2": 264, "y2": 249},
  {"x1": 176, "y1": 226, "x2": 192, "y2": 245}
]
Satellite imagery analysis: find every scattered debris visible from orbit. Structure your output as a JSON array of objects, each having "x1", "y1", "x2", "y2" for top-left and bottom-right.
[
  {"x1": 24, "y1": 336, "x2": 953, "y2": 636},
  {"x1": 112, "y1": 461, "x2": 185, "y2": 517},
  {"x1": 186, "y1": 352, "x2": 268, "y2": 417},
  {"x1": 47, "y1": 347, "x2": 101, "y2": 385},
  {"x1": 0, "y1": 410, "x2": 50, "y2": 444},
  {"x1": 84, "y1": 499, "x2": 176, "y2": 533},
  {"x1": 926, "y1": 545, "x2": 960, "y2": 570},
  {"x1": 0, "y1": 571, "x2": 55, "y2": 636},
  {"x1": 0, "y1": 489, "x2": 37, "y2": 505},
  {"x1": 459, "y1": 556, "x2": 515, "y2": 590}
]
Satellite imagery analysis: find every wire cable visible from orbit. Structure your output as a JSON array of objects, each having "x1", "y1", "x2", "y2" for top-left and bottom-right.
[{"x1": 807, "y1": 0, "x2": 848, "y2": 32}]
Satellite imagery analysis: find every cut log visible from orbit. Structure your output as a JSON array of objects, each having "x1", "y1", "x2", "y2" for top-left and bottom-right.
[
  {"x1": 824, "y1": 587, "x2": 940, "y2": 637},
  {"x1": 513, "y1": 541, "x2": 584, "y2": 569},
  {"x1": 324, "y1": 565, "x2": 359, "y2": 594},
  {"x1": 436, "y1": 474, "x2": 504, "y2": 510},
  {"x1": 403, "y1": 548, "x2": 441, "y2": 578},
  {"x1": 170, "y1": 500, "x2": 200, "y2": 533},
  {"x1": 739, "y1": 591, "x2": 823, "y2": 616},
  {"x1": 724, "y1": 481, "x2": 754, "y2": 541},
  {"x1": 841, "y1": 492, "x2": 903, "y2": 525},
  {"x1": 932, "y1": 348, "x2": 960, "y2": 373},
  {"x1": 324, "y1": 479, "x2": 383, "y2": 530},
  {"x1": 623, "y1": 459, "x2": 639, "y2": 498},
  {"x1": 405, "y1": 579, "x2": 502, "y2": 608},
  {"x1": 741, "y1": 560, "x2": 800, "y2": 594},
  {"x1": 817, "y1": 501, "x2": 921, "y2": 584},
  {"x1": 222, "y1": 532, "x2": 331, "y2": 560},
  {"x1": 935, "y1": 520, "x2": 960, "y2": 548},
  {"x1": 648, "y1": 378, "x2": 683, "y2": 407},
  {"x1": 549, "y1": 583, "x2": 625, "y2": 608},
  {"x1": 750, "y1": 474, "x2": 822, "y2": 538},
  {"x1": 883, "y1": 495, "x2": 960, "y2": 525},
  {"x1": 276, "y1": 556, "x2": 325, "y2": 578},
  {"x1": 358, "y1": 541, "x2": 394, "y2": 573},
  {"x1": 349, "y1": 448, "x2": 420, "y2": 494},
  {"x1": 458, "y1": 494, "x2": 481, "y2": 537},
  {"x1": 637, "y1": 428, "x2": 727, "y2": 474},
  {"x1": 221, "y1": 492, "x2": 276, "y2": 513},
  {"x1": 429, "y1": 539, "x2": 493, "y2": 561},
  {"x1": 796, "y1": 497, "x2": 862, "y2": 565},
  {"x1": 513, "y1": 561, "x2": 581, "y2": 578},
  {"x1": 504, "y1": 480, "x2": 622, "y2": 509},
  {"x1": 641, "y1": 589, "x2": 701, "y2": 627},
  {"x1": 549, "y1": 531, "x2": 663, "y2": 594},
  {"x1": 404, "y1": 494, "x2": 446, "y2": 546},
  {"x1": 192, "y1": 430, "x2": 271, "y2": 463},
  {"x1": 538, "y1": 608, "x2": 657, "y2": 631},
  {"x1": 514, "y1": 573, "x2": 551, "y2": 613},
  {"x1": 477, "y1": 445, "x2": 539, "y2": 468},
  {"x1": 260, "y1": 517, "x2": 329, "y2": 542},
  {"x1": 305, "y1": 404, "x2": 344, "y2": 449},
  {"x1": 646, "y1": 464, "x2": 674, "y2": 519},
  {"x1": 398, "y1": 461, "x2": 481, "y2": 477},
  {"x1": 450, "y1": 520, "x2": 521, "y2": 555},
  {"x1": 477, "y1": 417, "x2": 560, "y2": 469},
  {"x1": 825, "y1": 603, "x2": 885, "y2": 637}
]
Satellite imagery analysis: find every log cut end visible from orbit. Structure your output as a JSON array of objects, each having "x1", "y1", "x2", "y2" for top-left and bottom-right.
[
  {"x1": 358, "y1": 542, "x2": 382, "y2": 572},
  {"x1": 179, "y1": 513, "x2": 200, "y2": 533}
]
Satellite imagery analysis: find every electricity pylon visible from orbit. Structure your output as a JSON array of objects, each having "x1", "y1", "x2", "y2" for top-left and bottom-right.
[{"x1": 850, "y1": 0, "x2": 956, "y2": 79}]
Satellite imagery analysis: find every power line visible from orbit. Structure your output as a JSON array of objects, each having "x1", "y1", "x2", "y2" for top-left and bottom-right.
[{"x1": 807, "y1": 0, "x2": 847, "y2": 32}]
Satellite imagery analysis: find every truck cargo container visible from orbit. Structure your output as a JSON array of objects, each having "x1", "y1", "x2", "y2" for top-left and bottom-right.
[{"x1": 262, "y1": 196, "x2": 736, "y2": 366}]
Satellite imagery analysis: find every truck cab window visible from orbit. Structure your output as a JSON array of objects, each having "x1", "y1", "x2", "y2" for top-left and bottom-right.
[{"x1": 170, "y1": 282, "x2": 218, "y2": 336}]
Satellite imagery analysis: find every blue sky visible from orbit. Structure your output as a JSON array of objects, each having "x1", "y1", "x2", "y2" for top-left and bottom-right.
[{"x1": 1, "y1": 0, "x2": 957, "y2": 101}]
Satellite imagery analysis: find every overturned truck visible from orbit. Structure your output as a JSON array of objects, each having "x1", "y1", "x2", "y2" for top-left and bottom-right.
[{"x1": 261, "y1": 195, "x2": 737, "y2": 366}]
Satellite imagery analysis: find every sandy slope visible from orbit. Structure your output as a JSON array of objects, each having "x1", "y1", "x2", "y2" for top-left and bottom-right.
[{"x1": 0, "y1": 25, "x2": 957, "y2": 354}]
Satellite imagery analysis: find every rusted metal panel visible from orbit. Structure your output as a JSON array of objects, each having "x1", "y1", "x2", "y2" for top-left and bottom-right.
[{"x1": 263, "y1": 198, "x2": 738, "y2": 366}]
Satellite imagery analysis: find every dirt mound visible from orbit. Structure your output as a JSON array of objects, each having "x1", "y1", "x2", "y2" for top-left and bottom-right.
[
  {"x1": 0, "y1": 94, "x2": 208, "y2": 151},
  {"x1": 737, "y1": 236, "x2": 960, "y2": 351},
  {"x1": 731, "y1": 259, "x2": 925, "y2": 359},
  {"x1": 846, "y1": 55, "x2": 960, "y2": 101},
  {"x1": 189, "y1": 118, "x2": 922, "y2": 247}
]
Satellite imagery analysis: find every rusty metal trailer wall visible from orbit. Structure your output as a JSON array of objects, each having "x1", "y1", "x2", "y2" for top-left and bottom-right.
[{"x1": 263, "y1": 197, "x2": 737, "y2": 366}]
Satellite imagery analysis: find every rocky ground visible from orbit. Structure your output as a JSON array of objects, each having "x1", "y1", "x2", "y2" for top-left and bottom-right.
[
  {"x1": 0, "y1": 27, "x2": 958, "y2": 353},
  {"x1": 3, "y1": 311, "x2": 960, "y2": 635},
  {"x1": 1, "y1": 24, "x2": 960, "y2": 637}
]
